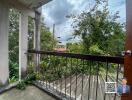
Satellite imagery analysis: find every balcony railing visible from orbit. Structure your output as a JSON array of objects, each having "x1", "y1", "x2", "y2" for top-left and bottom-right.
[{"x1": 28, "y1": 50, "x2": 124, "y2": 100}]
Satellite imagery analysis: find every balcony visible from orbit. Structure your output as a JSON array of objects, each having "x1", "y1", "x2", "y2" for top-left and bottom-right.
[{"x1": 0, "y1": 0, "x2": 132, "y2": 100}]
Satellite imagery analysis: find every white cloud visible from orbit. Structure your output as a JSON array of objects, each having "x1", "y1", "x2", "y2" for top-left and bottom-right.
[{"x1": 108, "y1": 0, "x2": 126, "y2": 22}]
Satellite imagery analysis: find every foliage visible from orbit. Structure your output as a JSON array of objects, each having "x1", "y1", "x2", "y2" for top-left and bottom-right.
[
  {"x1": 68, "y1": 0, "x2": 125, "y2": 56},
  {"x1": 28, "y1": 18, "x2": 57, "y2": 51},
  {"x1": 89, "y1": 44, "x2": 104, "y2": 55},
  {"x1": 24, "y1": 73, "x2": 36, "y2": 84},
  {"x1": 9, "y1": 9, "x2": 19, "y2": 80},
  {"x1": 16, "y1": 80, "x2": 26, "y2": 90},
  {"x1": 9, "y1": 76, "x2": 18, "y2": 83},
  {"x1": 16, "y1": 63, "x2": 36, "y2": 90},
  {"x1": 107, "y1": 33, "x2": 125, "y2": 56},
  {"x1": 40, "y1": 23, "x2": 57, "y2": 51},
  {"x1": 9, "y1": 60, "x2": 19, "y2": 79},
  {"x1": 28, "y1": 17, "x2": 34, "y2": 49},
  {"x1": 66, "y1": 42, "x2": 83, "y2": 53},
  {"x1": 9, "y1": 9, "x2": 56, "y2": 81}
]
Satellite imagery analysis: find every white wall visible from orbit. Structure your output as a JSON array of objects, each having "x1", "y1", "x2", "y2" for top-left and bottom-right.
[{"x1": 0, "y1": 2, "x2": 9, "y2": 85}]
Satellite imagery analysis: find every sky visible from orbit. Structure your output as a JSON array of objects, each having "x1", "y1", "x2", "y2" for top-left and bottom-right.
[{"x1": 42, "y1": 0, "x2": 126, "y2": 44}]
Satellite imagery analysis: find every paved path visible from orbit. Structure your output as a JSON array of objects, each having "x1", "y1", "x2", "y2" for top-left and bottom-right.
[{"x1": 0, "y1": 86, "x2": 56, "y2": 100}]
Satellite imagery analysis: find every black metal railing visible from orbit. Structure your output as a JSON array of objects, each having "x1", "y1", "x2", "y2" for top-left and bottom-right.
[{"x1": 27, "y1": 50, "x2": 124, "y2": 100}]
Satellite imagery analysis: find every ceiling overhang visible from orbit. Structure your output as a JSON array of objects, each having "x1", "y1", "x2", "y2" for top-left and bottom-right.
[
  {"x1": 0, "y1": 0, "x2": 52, "y2": 17},
  {"x1": 1, "y1": 0, "x2": 52, "y2": 11}
]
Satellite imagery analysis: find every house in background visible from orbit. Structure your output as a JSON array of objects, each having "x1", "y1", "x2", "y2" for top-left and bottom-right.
[{"x1": 54, "y1": 44, "x2": 68, "y2": 52}]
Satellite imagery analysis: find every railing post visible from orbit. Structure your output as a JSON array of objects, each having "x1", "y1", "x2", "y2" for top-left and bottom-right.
[{"x1": 123, "y1": 0, "x2": 132, "y2": 99}]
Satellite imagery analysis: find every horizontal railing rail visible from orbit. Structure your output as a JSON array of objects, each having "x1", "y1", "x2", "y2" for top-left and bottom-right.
[{"x1": 28, "y1": 50, "x2": 124, "y2": 64}]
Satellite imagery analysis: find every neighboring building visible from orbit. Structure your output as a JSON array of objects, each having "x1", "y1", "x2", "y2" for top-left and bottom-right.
[{"x1": 54, "y1": 45, "x2": 68, "y2": 52}]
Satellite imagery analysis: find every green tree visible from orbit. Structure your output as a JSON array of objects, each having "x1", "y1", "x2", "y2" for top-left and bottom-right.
[
  {"x1": 107, "y1": 32, "x2": 125, "y2": 56},
  {"x1": 40, "y1": 23, "x2": 57, "y2": 51},
  {"x1": 9, "y1": 9, "x2": 19, "y2": 80},
  {"x1": 28, "y1": 17, "x2": 57, "y2": 51},
  {"x1": 66, "y1": 42, "x2": 83, "y2": 53},
  {"x1": 70, "y1": 0, "x2": 125, "y2": 55}
]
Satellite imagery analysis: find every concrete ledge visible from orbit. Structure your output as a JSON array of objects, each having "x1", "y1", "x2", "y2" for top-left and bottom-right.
[
  {"x1": 0, "y1": 79, "x2": 9, "y2": 88},
  {"x1": 33, "y1": 81, "x2": 74, "y2": 100},
  {"x1": 0, "y1": 82, "x2": 18, "y2": 94}
]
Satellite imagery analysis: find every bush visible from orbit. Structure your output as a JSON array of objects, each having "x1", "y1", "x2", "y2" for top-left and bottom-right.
[
  {"x1": 24, "y1": 73, "x2": 36, "y2": 84},
  {"x1": 16, "y1": 80, "x2": 26, "y2": 90},
  {"x1": 16, "y1": 73, "x2": 36, "y2": 90},
  {"x1": 9, "y1": 76, "x2": 17, "y2": 83},
  {"x1": 9, "y1": 60, "x2": 18, "y2": 79}
]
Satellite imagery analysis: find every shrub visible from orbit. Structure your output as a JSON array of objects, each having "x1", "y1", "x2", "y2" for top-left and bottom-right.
[{"x1": 16, "y1": 80, "x2": 26, "y2": 90}]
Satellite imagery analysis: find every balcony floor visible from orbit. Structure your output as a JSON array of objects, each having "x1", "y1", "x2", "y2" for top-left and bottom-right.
[{"x1": 0, "y1": 86, "x2": 55, "y2": 100}]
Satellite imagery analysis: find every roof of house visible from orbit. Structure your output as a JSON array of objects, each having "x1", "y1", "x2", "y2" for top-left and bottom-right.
[{"x1": 54, "y1": 48, "x2": 68, "y2": 52}]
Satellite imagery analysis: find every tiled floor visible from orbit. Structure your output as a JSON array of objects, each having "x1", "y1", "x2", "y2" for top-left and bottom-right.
[{"x1": 0, "y1": 86, "x2": 56, "y2": 100}]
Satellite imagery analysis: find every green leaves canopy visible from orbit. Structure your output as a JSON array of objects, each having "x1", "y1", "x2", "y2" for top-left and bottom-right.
[{"x1": 70, "y1": 0, "x2": 125, "y2": 55}]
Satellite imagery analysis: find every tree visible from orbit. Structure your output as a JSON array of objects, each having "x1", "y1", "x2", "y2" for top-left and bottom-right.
[
  {"x1": 107, "y1": 32, "x2": 125, "y2": 56},
  {"x1": 40, "y1": 23, "x2": 57, "y2": 51},
  {"x1": 28, "y1": 17, "x2": 57, "y2": 51},
  {"x1": 66, "y1": 42, "x2": 83, "y2": 53},
  {"x1": 70, "y1": 0, "x2": 125, "y2": 55},
  {"x1": 9, "y1": 9, "x2": 19, "y2": 80}
]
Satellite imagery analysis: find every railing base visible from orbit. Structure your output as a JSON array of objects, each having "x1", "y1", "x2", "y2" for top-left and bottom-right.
[{"x1": 33, "y1": 81, "x2": 74, "y2": 100}]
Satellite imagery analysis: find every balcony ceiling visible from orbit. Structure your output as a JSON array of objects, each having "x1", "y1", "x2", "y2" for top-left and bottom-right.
[
  {"x1": 1, "y1": 0, "x2": 52, "y2": 10},
  {"x1": 18, "y1": 0, "x2": 52, "y2": 9}
]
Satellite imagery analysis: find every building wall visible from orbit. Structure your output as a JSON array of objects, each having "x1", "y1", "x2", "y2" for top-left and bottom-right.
[{"x1": 0, "y1": 2, "x2": 9, "y2": 86}]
